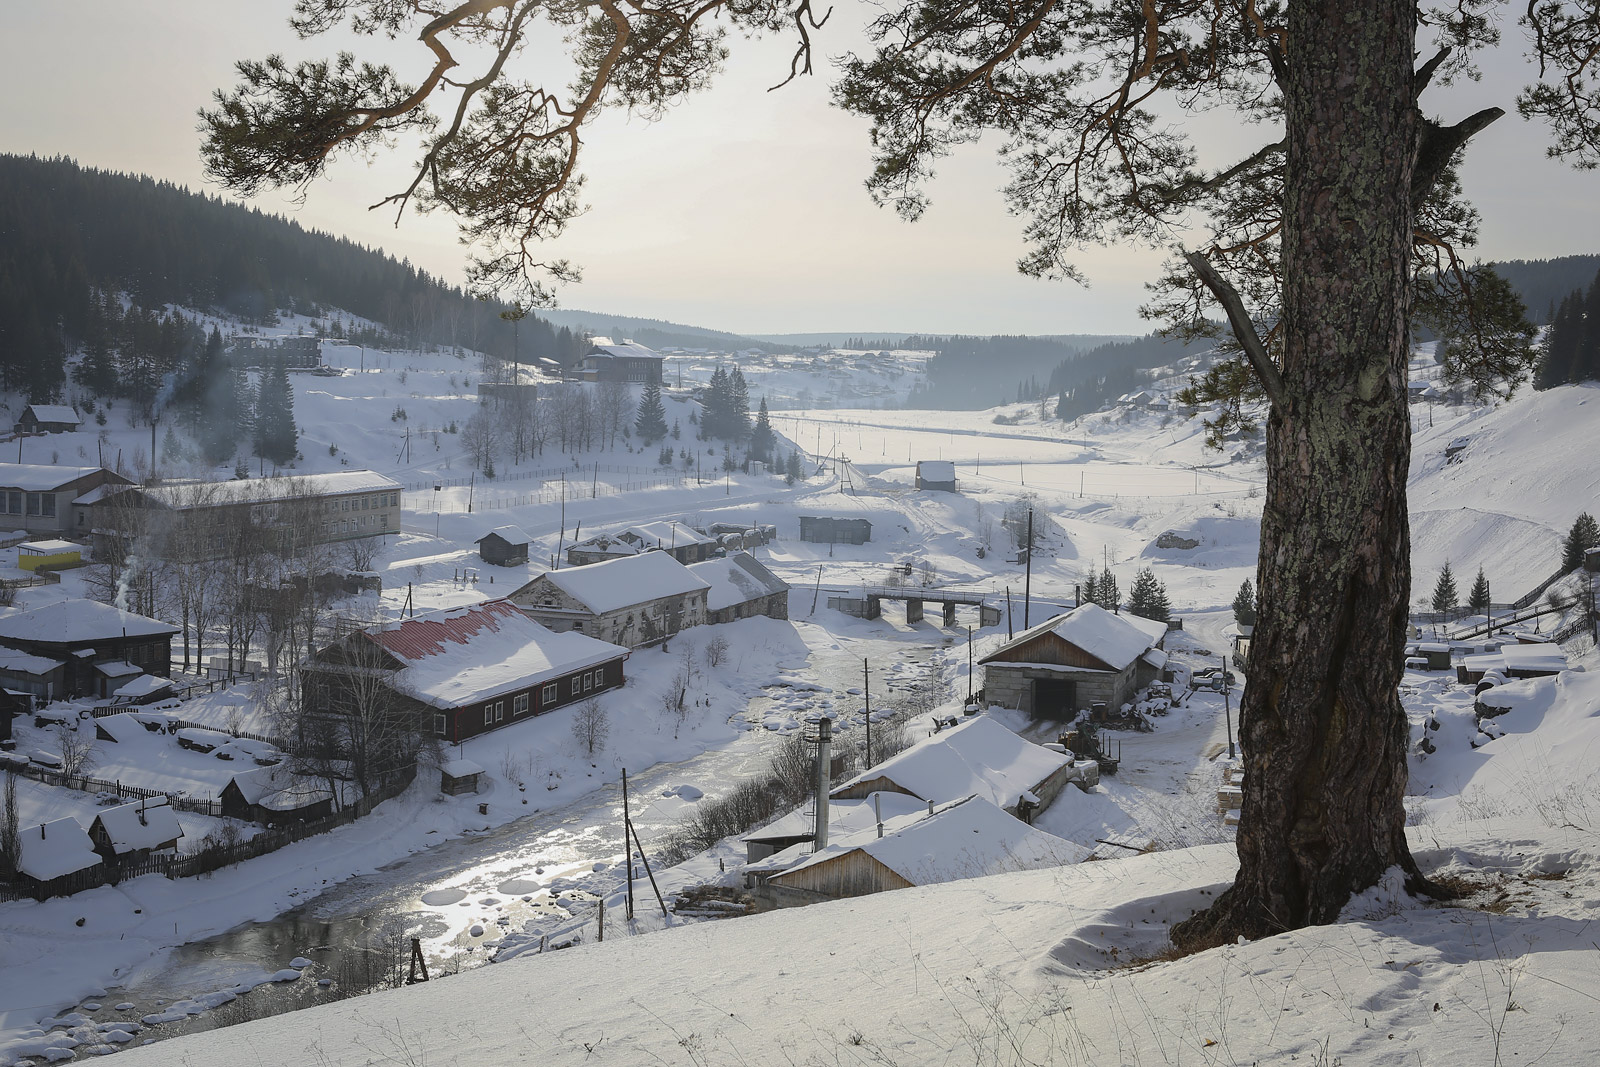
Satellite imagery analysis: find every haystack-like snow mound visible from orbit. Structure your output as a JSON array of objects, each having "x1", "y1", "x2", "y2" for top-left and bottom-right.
[{"x1": 109, "y1": 821, "x2": 1600, "y2": 1066}]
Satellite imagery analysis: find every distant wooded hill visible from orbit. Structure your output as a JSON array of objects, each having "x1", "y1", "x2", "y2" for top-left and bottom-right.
[
  {"x1": 1490, "y1": 255, "x2": 1600, "y2": 324},
  {"x1": 0, "y1": 154, "x2": 586, "y2": 401}
]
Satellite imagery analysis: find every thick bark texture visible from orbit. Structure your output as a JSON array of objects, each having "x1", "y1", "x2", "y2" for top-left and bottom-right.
[{"x1": 1174, "y1": 0, "x2": 1425, "y2": 945}]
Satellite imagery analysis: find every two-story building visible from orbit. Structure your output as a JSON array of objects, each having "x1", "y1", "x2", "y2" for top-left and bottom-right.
[
  {"x1": 579, "y1": 339, "x2": 664, "y2": 384},
  {"x1": 0, "y1": 599, "x2": 178, "y2": 701},
  {"x1": 511, "y1": 551, "x2": 710, "y2": 648},
  {"x1": 0, "y1": 463, "x2": 133, "y2": 538}
]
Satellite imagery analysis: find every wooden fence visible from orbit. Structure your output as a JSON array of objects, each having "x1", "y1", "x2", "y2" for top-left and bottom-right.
[{"x1": 0, "y1": 765, "x2": 417, "y2": 902}]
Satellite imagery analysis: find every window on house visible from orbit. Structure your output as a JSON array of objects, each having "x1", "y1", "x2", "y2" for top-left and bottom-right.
[
  {"x1": 6, "y1": 491, "x2": 19, "y2": 514},
  {"x1": 541, "y1": 683, "x2": 557, "y2": 704},
  {"x1": 514, "y1": 693, "x2": 529, "y2": 716},
  {"x1": 41, "y1": 495, "x2": 55, "y2": 517},
  {"x1": 494, "y1": 701, "x2": 504, "y2": 721},
  {"x1": 571, "y1": 676, "x2": 581, "y2": 697},
  {"x1": 381, "y1": 515, "x2": 389, "y2": 528},
  {"x1": 484, "y1": 704, "x2": 494, "y2": 725},
  {"x1": 593, "y1": 665, "x2": 604, "y2": 686},
  {"x1": 25, "y1": 493, "x2": 40, "y2": 516},
  {"x1": 434, "y1": 714, "x2": 448, "y2": 737},
  {"x1": 583, "y1": 671, "x2": 593, "y2": 692}
]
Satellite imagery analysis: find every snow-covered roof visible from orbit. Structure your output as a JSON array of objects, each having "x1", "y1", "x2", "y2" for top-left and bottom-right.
[
  {"x1": 744, "y1": 791, "x2": 930, "y2": 846},
  {"x1": 113, "y1": 674, "x2": 173, "y2": 699},
  {"x1": 19, "y1": 540, "x2": 79, "y2": 554},
  {"x1": 621, "y1": 521, "x2": 716, "y2": 549},
  {"x1": 361, "y1": 599, "x2": 627, "y2": 709},
  {"x1": 71, "y1": 483, "x2": 128, "y2": 506},
  {"x1": 568, "y1": 534, "x2": 640, "y2": 557},
  {"x1": 537, "y1": 552, "x2": 711, "y2": 615},
  {"x1": 0, "y1": 463, "x2": 110, "y2": 492},
  {"x1": 440, "y1": 758, "x2": 485, "y2": 778},
  {"x1": 0, "y1": 599, "x2": 179, "y2": 644},
  {"x1": 478, "y1": 525, "x2": 532, "y2": 547},
  {"x1": 91, "y1": 797, "x2": 183, "y2": 854},
  {"x1": 584, "y1": 339, "x2": 663, "y2": 361},
  {"x1": 226, "y1": 766, "x2": 334, "y2": 810},
  {"x1": 95, "y1": 661, "x2": 141, "y2": 679},
  {"x1": 1502, "y1": 645, "x2": 1569, "y2": 673},
  {"x1": 17, "y1": 817, "x2": 101, "y2": 881},
  {"x1": 831, "y1": 715, "x2": 1071, "y2": 810},
  {"x1": 0, "y1": 647, "x2": 62, "y2": 675},
  {"x1": 687, "y1": 552, "x2": 789, "y2": 612},
  {"x1": 917, "y1": 460, "x2": 956, "y2": 481},
  {"x1": 132, "y1": 470, "x2": 402, "y2": 509},
  {"x1": 22, "y1": 404, "x2": 81, "y2": 425},
  {"x1": 774, "y1": 795, "x2": 1088, "y2": 886},
  {"x1": 980, "y1": 603, "x2": 1166, "y2": 672}
]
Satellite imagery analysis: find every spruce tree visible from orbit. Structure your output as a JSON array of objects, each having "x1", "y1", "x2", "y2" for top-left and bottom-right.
[
  {"x1": 702, "y1": 366, "x2": 731, "y2": 439},
  {"x1": 1430, "y1": 562, "x2": 1458, "y2": 619},
  {"x1": 1081, "y1": 567, "x2": 1098, "y2": 609},
  {"x1": 750, "y1": 397, "x2": 776, "y2": 463},
  {"x1": 635, "y1": 381, "x2": 668, "y2": 442},
  {"x1": 252, "y1": 361, "x2": 298, "y2": 465},
  {"x1": 1127, "y1": 567, "x2": 1171, "y2": 622},
  {"x1": 1467, "y1": 566, "x2": 1491, "y2": 617},
  {"x1": 1561, "y1": 512, "x2": 1600, "y2": 572},
  {"x1": 1094, "y1": 568, "x2": 1120, "y2": 612},
  {"x1": 785, "y1": 450, "x2": 803, "y2": 485},
  {"x1": 728, "y1": 366, "x2": 751, "y2": 439},
  {"x1": 1233, "y1": 579, "x2": 1258, "y2": 629}
]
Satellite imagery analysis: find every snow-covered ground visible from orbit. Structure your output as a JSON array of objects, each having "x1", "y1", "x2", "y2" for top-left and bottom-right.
[{"x1": 4, "y1": 332, "x2": 1600, "y2": 1063}]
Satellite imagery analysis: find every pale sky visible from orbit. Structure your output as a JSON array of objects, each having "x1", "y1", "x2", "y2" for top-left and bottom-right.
[{"x1": 3, "y1": 3, "x2": 1593, "y2": 336}]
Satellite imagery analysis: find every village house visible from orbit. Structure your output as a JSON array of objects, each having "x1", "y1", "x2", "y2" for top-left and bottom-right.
[
  {"x1": 301, "y1": 598, "x2": 629, "y2": 745},
  {"x1": 14, "y1": 817, "x2": 102, "y2": 898},
  {"x1": 476, "y1": 525, "x2": 532, "y2": 567},
  {"x1": 13, "y1": 404, "x2": 82, "y2": 435},
  {"x1": 750, "y1": 795, "x2": 1088, "y2": 907},
  {"x1": 511, "y1": 551, "x2": 709, "y2": 648},
  {"x1": 566, "y1": 521, "x2": 717, "y2": 567},
  {"x1": 87, "y1": 797, "x2": 184, "y2": 864},
  {"x1": 1457, "y1": 643, "x2": 1569, "y2": 685},
  {"x1": 687, "y1": 552, "x2": 790, "y2": 624},
  {"x1": 742, "y1": 790, "x2": 929, "y2": 863},
  {"x1": 798, "y1": 515, "x2": 872, "y2": 545},
  {"x1": 979, "y1": 603, "x2": 1169, "y2": 719},
  {"x1": 0, "y1": 463, "x2": 132, "y2": 537},
  {"x1": 91, "y1": 469, "x2": 403, "y2": 559},
  {"x1": 579, "y1": 339, "x2": 665, "y2": 384},
  {"x1": 220, "y1": 766, "x2": 336, "y2": 826},
  {"x1": 0, "y1": 599, "x2": 178, "y2": 701},
  {"x1": 914, "y1": 460, "x2": 957, "y2": 492},
  {"x1": 830, "y1": 715, "x2": 1084, "y2": 821}
]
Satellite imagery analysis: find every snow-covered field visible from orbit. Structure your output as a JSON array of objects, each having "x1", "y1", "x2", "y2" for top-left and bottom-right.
[{"x1": 3, "y1": 332, "x2": 1599, "y2": 1064}]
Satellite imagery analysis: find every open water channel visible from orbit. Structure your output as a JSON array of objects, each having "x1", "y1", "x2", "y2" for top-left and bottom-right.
[{"x1": 55, "y1": 644, "x2": 942, "y2": 1057}]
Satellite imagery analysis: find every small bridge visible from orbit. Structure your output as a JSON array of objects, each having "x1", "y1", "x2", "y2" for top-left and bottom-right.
[{"x1": 830, "y1": 585, "x2": 1002, "y2": 627}]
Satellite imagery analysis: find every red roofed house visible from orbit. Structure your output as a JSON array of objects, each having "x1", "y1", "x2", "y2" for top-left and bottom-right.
[{"x1": 301, "y1": 598, "x2": 629, "y2": 746}]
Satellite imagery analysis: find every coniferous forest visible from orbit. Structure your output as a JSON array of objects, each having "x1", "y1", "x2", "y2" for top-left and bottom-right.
[
  {"x1": 1535, "y1": 265, "x2": 1600, "y2": 389},
  {"x1": 0, "y1": 154, "x2": 588, "y2": 402}
]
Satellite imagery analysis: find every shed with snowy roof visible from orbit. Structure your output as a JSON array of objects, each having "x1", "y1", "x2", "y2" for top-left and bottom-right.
[
  {"x1": 15, "y1": 817, "x2": 102, "y2": 897},
  {"x1": 914, "y1": 460, "x2": 957, "y2": 492},
  {"x1": 220, "y1": 766, "x2": 336, "y2": 826},
  {"x1": 476, "y1": 525, "x2": 532, "y2": 567},
  {"x1": 88, "y1": 797, "x2": 183, "y2": 862},
  {"x1": 759, "y1": 795, "x2": 1088, "y2": 905},
  {"x1": 978, "y1": 603, "x2": 1169, "y2": 719},
  {"x1": 511, "y1": 551, "x2": 710, "y2": 648},
  {"x1": 829, "y1": 715, "x2": 1080, "y2": 820},
  {"x1": 14, "y1": 404, "x2": 81, "y2": 435},
  {"x1": 302, "y1": 598, "x2": 629, "y2": 745},
  {"x1": 688, "y1": 552, "x2": 789, "y2": 624}
]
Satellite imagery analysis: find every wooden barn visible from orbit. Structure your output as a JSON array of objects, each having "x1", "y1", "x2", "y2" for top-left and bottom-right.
[
  {"x1": 0, "y1": 599, "x2": 177, "y2": 701},
  {"x1": 798, "y1": 515, "x2": 872, "y2": 545},
  {"x1": 221, "y1": 766, "x2": 335, "y2": 826},
  {"x1": 688, "y1": 552, "x2": 790, "y2": 624},
  {"x1": 476, "y1": 525, "x2": 532, "y2": 566},
  {"x1": 14, "y1": 404, "x2": 81, "y2": 435},
  {"x1": 828, "y1": 714, "x2": 1081, "y2": 820},
  {"x1": 979, "y1": 604, "x2": 1169, "y2": 719},
  {"x1": 15, "y1": 817, "x2": 102, "y2": 899},
  {"x1": 914, "y1": 460, "x2": 957, "y2": 492},
  {"x1": 756, "y1": 795, "x2": 1087, "y2": 907},
  {"x1": 88, "y1": 797, "x2": 184, "y2": 863}
]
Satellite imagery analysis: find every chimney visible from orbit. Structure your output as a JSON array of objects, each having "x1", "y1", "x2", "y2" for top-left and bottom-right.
[
  {"x1": 813, "y1": 717, "x2": 832, "y2": 850},
  {"x1": 874, "y1": 792, "x2": 883, "y2": 839}
]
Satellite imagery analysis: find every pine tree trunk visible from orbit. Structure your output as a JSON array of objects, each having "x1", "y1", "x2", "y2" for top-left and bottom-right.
[{"x1": 1175, "y1": 0, "x2": 1432, "y2": 945}]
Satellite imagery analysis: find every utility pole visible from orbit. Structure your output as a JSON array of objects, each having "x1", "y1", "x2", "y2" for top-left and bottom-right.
[
  {"x1": 863, "y1": 657, "x2": 872, "y2": 770},
  {"x1": 966, "y1": 626, "x2": 973, "y2": 707},
  {"x1": 622, "y1": 769, "x2": 636, "y2": 922},
  {"x1": 1023, "y1": 509, "x2": 1034, "y2": 629}
]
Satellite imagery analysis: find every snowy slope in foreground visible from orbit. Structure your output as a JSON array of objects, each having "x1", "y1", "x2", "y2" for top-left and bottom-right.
[{"x1": 99, "y1": 821, "x2": 1600, "y2": 1066}]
